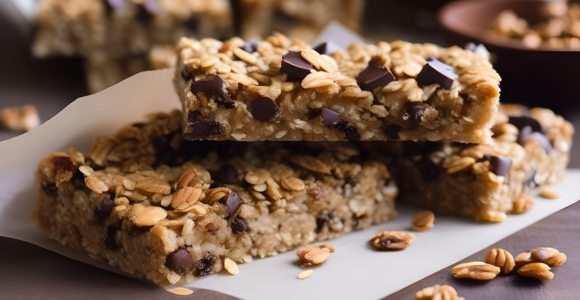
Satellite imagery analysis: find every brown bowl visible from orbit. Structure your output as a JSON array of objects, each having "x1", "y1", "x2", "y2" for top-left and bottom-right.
[{"x1": 439, "y1": 0, "x2": 580, "y2": 113}]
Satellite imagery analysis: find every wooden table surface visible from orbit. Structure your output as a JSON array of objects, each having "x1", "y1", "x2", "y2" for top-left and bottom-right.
[{"x1": 1, "y1": 1, "x2": 579, "y2": 299}]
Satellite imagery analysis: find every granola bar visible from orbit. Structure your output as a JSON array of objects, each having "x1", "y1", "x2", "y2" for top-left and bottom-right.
[
  {"x1": 234, "y1": 0, "x2": 364, "y2": 42},
  {"x1": 32, "y1": 110, "x2": 397, "y2": 286},
  {"x1": 175, "y1": 34, "x2": 501, "y2": 144},
  {"x1": 379, "y1": 105, "x2": 572, "y2": 222},
  {"x1": 33, "y1": 0, "x2": 232, "y2": 58}
]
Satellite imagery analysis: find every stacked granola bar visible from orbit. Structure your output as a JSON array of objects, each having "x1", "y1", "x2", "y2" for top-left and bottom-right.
[{"x1": 33, "y1": 33, "x2": 573, "y2": 287}]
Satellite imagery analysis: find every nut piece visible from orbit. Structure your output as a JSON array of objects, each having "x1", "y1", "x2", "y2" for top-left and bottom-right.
[
  {"x1": 539, "y1": 188, "x2": 560, "y2": 199},
  {"x1": 281, "y1": 177, "x2": 306, "y2": 191},
  {"x1": 85, "y1": 176, "x2": 108, "y2": 194},
  {"x1": 203, "y1": 187, "x2": 231, "y2": 205},
  {"x1": 369, "y1": 231, "x2": 415, "y2": 251},
  {"x1": 298, "y1": 270, "x2": 313, "y2": 279},
  {"x1": 134, "y1": 206, "x2": 167, "y2": 227},
  {"x1": 171, "y1": 187, "x2": 202, "y2": 211},
  {"x1": 412, "y1": 211, "x2": 435, "y2": 232},
  {"x1": 511, "y1": 195, "x2": 534, "y2": 214},
  {"x1": 451, "y1": 262, "x2": 501, "y2": 280},
  {"x1": 517, "y1": 262, "x2": 554, "y2": 280},
  {"x1": 486, "y1": 248, "x2": 516, "y2": 274},
  {"x1": 413, "y1": 285, "x2": 464, "y2": 300},
  {"x1": 167, "y1": 287, "x2": 194, "y2": 296},
  {"x1": 136, "y1": 177, "x2": 171, "y2": 195},
  {"x1": 224, "y1": 258, "x2": 239, "y2": 275},
  {"x1": 0, "y1": 105, "x2": 40, "y2": 132},
  {"x1": 514, "y1": 247, "x2": 567, "y2": 268},
  {"x1": 296, "y1": 244, "x2": 336, "y2": 265}
]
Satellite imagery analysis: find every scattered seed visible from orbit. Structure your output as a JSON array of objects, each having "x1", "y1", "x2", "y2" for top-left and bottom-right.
[
  {"x1": 167, "y1": 287, "x2": 194, "y2": 296},
  {"x1": 298, "y1": 270, "x2": 313, "y2": 279},
  {"x1": 539, "y1": 188, "x2": 560, "y2": 199},
  {"x1": 79, "y1": 165, "x2": 94, "y2": 176},
  {"x1": 224, "y1": 258, "x2": 239, "y2": 275}
]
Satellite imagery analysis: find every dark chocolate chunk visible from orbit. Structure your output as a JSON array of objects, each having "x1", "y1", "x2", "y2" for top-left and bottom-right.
[
  {"x1": 181, "y1": 68, "x2": 192, "y2": 81},
  {"x1": 383, "y1": 124, "x2": 402, "y2": 139},
  {"x1": 280, "y1": 51, "x2": 313, "y2": 81},
  {"x1": 517, "y1": 126, "x2": 533, "y2": 146},
  {"x1": 415, "y1": 156, "x2": 440, "y2": 182},
  {"x1": 104, "y1": 225, "x2": 119, "y2": 250},
  {"x1": 509, "y1": 115, "x2": 542, "y2": 133},
  {"x1": 313, "y1": 41, "x2": 341, "y2": 56},
  {"x1": 94, "y1": 195, "x2": 114, "y2": 223},
  {"x1": 403, "y1": 102, "x2": 432, "y2": 129},
  {"x1": 197, "y1": 254, "x2": 217, "y2": 276},
  {"x1": 106, "y1": 0, "x2": 126, "y2": 10},
  {"x1": 273, "y1": 9, "x2": 295, "y2": 26},
  {"x1": 416, "y1": 57, "x2": 457, "y2": 90},
  {"x1": 529, "y1": 132, "x2": 554, "y2": 153},
  {"x1": 241, "y1": 39, "x2": 258, "y2": 53},
  {"x1": 41, "y1": 181, "x2": 58, "y2": 197},
  {"x1": 524, "y1": 170, "x2": 538, "y2": 189},
  {"x1": 221, "y1": 190, "x2": 242, "y2": 214},
  {"x1": 230, "y1": 218, "x2": 247, "y2": 234},
  {"x1": 489, "y1": 155, "x2": 511, "y2": 177},
  {"x1": 185, "y1": 111, "x2": 223, "y2": 140},
  {"x1": 356, "y1": 57, "x2": 395, "y2": 92},
  {"x1": 135, "y1": 3, "x2": 153, "y2": 24},
  {"x1": 251, "y1": 97, "x2": 278, "y2": 122},
  {"x1": 335, "y1": 121, "x2": 360, "y2": 141},
  {"x1": 72, "y1": 170, "x2": 86, "y2": 189},
  {"x1": 218, "y1": 164, "x2": 238, "y2": 184},
  {"x1": 315, "y1": 217, "x2": 327, "y2": 233},
  {"x1": 190, "y1": 75, "x2": 228, "y2": 99},
  {"x1": 321, "y1": 108, "x2": 340, "y2": 127},
  {"x1": 184, "y1": 17, "x2": 199, "y2": 32},
  {"x1": 142, "y1": 0, "x2": 159, "y2": 13},
  {"x1": 166, "y1": 248, "x2": 194, "y2": 275}
]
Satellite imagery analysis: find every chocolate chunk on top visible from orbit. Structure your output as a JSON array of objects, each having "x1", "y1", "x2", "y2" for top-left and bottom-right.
[
  {"x1": 251, "y1": 97, "x2": 278, "y2": 122},
  {"x1": 190, "y1": 75, "x2": 228, "y2": 99},
  {"x1": 356, "y1": 57, "x2": 396, "y2": 92},
  {"x1": 489, "y1": 155, "x2": 511, "y2": 177},
  {"x1": 165, "y1": 248, "x2": 194, "y2": 275},
  {"x1": 280, "y1": 51, "x2": 314, "y2": 81},
  {"x1": 241, "y1": 39, "x2": 258, "y2": 53},
  {"x1": 517, "y1": 126, "x2": 554, "y2": 153},
  {"x1": 221, "y1": 190, "x2": 242, "y2": 214},
  {"x1": 313, "y1": 41, "x2": 341, "y2": 55},
  {"x1": 416, "y1": 57, "x2": 458, "y2": 90},
  {"x1": 509, "y1": 115, "x2": 543, "y2": 133},
  {"x1": 321, "y1": 108, "x2": 340, "y2": 127}
]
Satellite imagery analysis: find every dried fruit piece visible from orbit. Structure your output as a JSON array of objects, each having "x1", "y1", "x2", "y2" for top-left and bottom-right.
[
  {"x1": 224, "y1": 258, "x2": 239, "y2": 275},
  {"x1": 517, "y1": 262, "x2": 554, "y2": 280},
  {"x1": 514, "y1": 247, "x2": 567, "y2": 268},
  {"x1": 370, "y1": 231, "x2": 415, "y2": 251},
  {"x1": 411, "y1": 211, "x2": 435, "y2": 232},
  {"x1": 486, "y1": 248, "x2": 516, "y2": 274},
  {"x1": 451, "y1": 262, "x2": 500, "y2": 280},
  {"x1": 296, "y1": 244, "x2": 336, "y2": 265}
]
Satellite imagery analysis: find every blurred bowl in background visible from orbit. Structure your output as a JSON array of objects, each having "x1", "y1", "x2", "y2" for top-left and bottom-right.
[{"x1": 439, "y1": 0, "x2": 580, "y2": 114}]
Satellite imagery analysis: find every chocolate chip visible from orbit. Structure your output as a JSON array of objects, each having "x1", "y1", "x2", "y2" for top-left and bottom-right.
[
  {"x1": 197, "y1": 254, "x2": 217, "y2": 276},
  {"x1": 241, "y1": 39, "x2": 258, "y2": 53},
  {"x1": 383, "y1": 124, "x2": 401, "y2": 139},
  {"x1": 489, "y1": 155, "x2": 511, "y2": 177},
  {"x1": 41, "y1": 181, "x2": 58, "y2": 197},
  {"x1": 335, "y1": 121, "x2": 360, "y2": 141},
  {"x1": 280, "y1": 51, "x2": 313, "y2": 81},
  {"x1": 529, "y1": 132, "x2": 554, "y2": 153},
  {"x1": 251, "y1": 97, "x2": 278, "y2": 122},
  {"x1": 415, "y1": 157, "x2": 439, "y2": 182},
  {"x1": 416, "y1": 57, "x2": 457, "y2": 90},
  {"x1": 221, "y1": 190, "x2": 242, "y2": 214},
  {"x1": 321, "y1": 108, "x2": 339, "y2": 127},
  {"x1": 185, "y1": 111, "x2": 223, "y2": 140},
  {"x1": 184, "y1": 17, "x2": 199, "y2": 32},
  {"x1": 136, "y1": 4, "x2": 153, "y2": 24},
  {"x1": 316, "y1": 218, "x2": 326, "y2": 233},
  {"x1": 94, "y1": 195, "x2": 114, "y2": 223},
  {"x1": 230, "y1": 217, "x2": 247, "y2": 234},
  {"x1": 181, "y1": 69, "x2": 192, "y2": 81},
  {"x1": 517, "y1": 126, "x2": 553, "y2": 153},
  {"x1": 166, "y1": 248, "x2": 194, "y2": 275},
  {"x1": 356, "y1": 57, "x2": 396, "y2": 92},
  {"x1": 218, "y1": 164, "x2": 238, "y2": 184},
  {"x1": 205, "y1": 223, "x2": 218, "y2": 233},
  {"x1": 190, "y1": 75, "x2": 228, "y2": 99},
  {"x1": 524, "y1": 170, "x2": 538, "y2": 189},
  {"x1": 403, "y1": 102, "x2": 432, "y2": 129},
  {"x1": 104, "y1": 225, "x2": 119, "y2": 250},
  {"x1": 509, "y1": 115, "x2": 542, "y2": 133},
  {"x1": 72, "y1": 170, "x2": 86, "y2": 189},
  {"x1": 313, "y1": 41, "x2": 341, "y2": 55}
]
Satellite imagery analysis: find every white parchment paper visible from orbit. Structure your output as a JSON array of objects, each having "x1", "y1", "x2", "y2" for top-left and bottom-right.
[{"x1": 1, "y1": 24, "x2": 579, "y2": 300}]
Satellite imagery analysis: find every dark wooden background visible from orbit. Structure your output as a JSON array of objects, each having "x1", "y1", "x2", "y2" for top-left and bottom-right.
[{"x1": 1, "y1": 0, "x2": 579, "y2": 299}]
